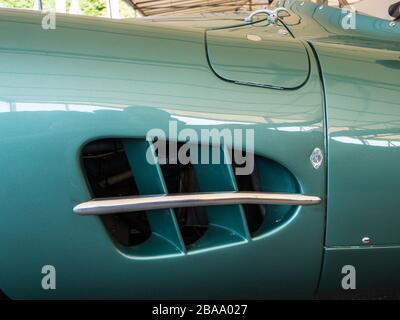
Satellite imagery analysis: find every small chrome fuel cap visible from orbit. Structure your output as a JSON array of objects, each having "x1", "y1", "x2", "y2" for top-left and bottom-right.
[{"x1": 310, "y1": 148, "x2": 323, "y2": 170}]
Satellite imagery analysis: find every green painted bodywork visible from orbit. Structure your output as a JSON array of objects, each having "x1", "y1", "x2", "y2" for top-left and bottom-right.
[
  {"x1": 287, "y1": 0, "x2": 400, "y2": 247},
  {"x1": 318, "y1": 246, "x2": 400, "y2": 298},
  {"x1": 0, "y1": 7, "x2": 325, "y2": 299},
  {"x1": 206, "y1": 23, "x2": 310, "y2": 88},
  {"x1": 285, "y1": 0, "x2": 400, "y2": 297},
  {"x1": 0, "y1": 0, "x2": 399, "y2": 298}
]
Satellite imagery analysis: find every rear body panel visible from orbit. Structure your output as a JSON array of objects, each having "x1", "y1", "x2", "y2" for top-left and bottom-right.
[
  {"x1": 286, "y1": 0, "x2": 400, "y2": 297},
  {"x1": 314, "y1": 42, "x2": 400, "y2": 248}
]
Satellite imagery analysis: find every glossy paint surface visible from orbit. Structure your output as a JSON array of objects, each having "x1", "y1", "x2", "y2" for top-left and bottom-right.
[
  {"x1": 318, "y1": 246, "x2": 400, "y2": 298},
  {"x1": 206, "y1": 22, "x2": 310, "y2": 88},
  {"x1": 314, "y1": 42, "x2": 400, "y2": 247},
  {"x1": 0, "y1": 9, "x2": 325, "y2": 298},
  {"x1": 287, "y1": 0, "x2": 400, "y2": 247},
  {"x1": 284, "y1": 0, "x2": 400, "y2": 297}
]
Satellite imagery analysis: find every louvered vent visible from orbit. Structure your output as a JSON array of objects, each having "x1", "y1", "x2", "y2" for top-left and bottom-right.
[{"x1": 80, "y1": 138, "x2": 300, "y2": 257}]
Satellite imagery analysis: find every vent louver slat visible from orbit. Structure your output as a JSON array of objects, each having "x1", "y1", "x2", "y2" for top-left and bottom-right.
[
  {"x1": 190, "y1": 145, "x2": 250, "y2": 249},
  {"x1": 123, "y1": 139, "x2": 186, "y2": 254}
]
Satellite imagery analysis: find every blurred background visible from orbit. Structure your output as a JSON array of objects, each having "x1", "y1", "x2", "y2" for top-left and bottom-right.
[{"x1": 0, "y1": 0, "x2": 395, "y2": 20}]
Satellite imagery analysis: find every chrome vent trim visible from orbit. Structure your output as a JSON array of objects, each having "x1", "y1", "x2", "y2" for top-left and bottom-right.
[{"x1": 74, "y1": 192, "x2": 321, "y2": 216}]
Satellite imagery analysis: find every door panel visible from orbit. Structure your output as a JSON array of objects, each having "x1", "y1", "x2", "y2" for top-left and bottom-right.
[{"x1": 0, "y1": 12, "x2": 326, "y2": 298}]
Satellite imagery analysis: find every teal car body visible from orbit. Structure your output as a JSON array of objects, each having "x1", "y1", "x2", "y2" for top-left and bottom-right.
[{"x1": 0, "y1": 0, "x2": 399, "y2": 299}]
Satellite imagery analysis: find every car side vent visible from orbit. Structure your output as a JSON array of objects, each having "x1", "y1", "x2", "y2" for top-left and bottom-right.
[
  {"x1": 81, "y1": 139, "x2": 151, "y2": 247},
  {"x1": 79, "y1": 138, "x2": 317, "y2": 257},
  {"x1": 158, "y1": 143, "x2": 209, "y2": 246},
  {"x1": 234, "y1": 156, "x2": 300, "y2": 237}
]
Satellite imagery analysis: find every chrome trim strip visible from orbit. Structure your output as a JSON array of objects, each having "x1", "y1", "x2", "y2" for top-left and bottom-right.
[{"x1": 74, "y1": 192, "x2": 321, "y2": 216}]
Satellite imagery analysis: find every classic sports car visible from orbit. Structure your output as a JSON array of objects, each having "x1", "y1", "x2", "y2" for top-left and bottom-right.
[{"x1": 0, "y1": 0, "x2": 399, "y2": 299}]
